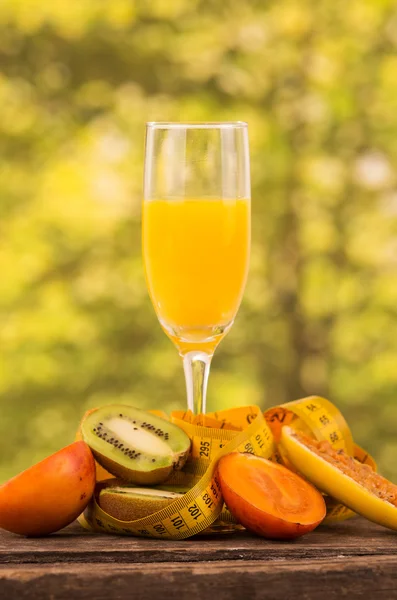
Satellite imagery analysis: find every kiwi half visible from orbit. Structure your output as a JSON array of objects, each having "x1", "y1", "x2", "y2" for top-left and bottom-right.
[
  {"x1": 81, "y1": 405, "x2": 191, "y2": 485},
  {"x1": 98, "y1": 481, "x2": 183, "y2": 521},
  {"x1": 97, "y1": 479, "x2": 242, "y2": 534}
]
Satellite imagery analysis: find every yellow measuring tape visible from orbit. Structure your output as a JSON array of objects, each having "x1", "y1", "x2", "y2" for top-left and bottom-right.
[
  {"x1": 80, "y1": 396, "x2": 376, "y2": 539},
  {"x1": 264, "y1": 397, "x2": 375, "y2": 523}
]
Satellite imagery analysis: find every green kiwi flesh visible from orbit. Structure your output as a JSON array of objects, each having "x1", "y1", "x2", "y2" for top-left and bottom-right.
[
  {"x1": 98, "y1": 482, "x2": 183, "y2": 521},
  {"x1": 81, "y1": 405, "x2": 191, "y2": 485}
]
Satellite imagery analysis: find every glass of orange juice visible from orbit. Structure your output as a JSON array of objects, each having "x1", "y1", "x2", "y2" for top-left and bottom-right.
[{"x1": 142, "y1": 122, "x2": 250, "y2": 415}]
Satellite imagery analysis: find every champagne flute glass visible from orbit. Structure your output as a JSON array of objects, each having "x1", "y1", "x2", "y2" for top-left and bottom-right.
[{"x1": 142, "y1": 122, "x2": 250, "y2": 415}]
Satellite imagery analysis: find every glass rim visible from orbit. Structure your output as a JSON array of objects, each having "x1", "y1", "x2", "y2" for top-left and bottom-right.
[{"x1": 146, "y1": 121, "x2": 248, "y2": 130}]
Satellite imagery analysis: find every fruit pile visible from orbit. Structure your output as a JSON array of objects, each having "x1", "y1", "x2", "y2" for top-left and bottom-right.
[{"x1": 1, "y1": 398, "x2": 397, "y2": 540}]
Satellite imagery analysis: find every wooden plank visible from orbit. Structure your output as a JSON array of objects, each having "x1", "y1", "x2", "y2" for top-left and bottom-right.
[
  {"x1": 0, "y1": 518, "x2": 396, "y2": 565},
  {"x1": 1, "y1": 556, "x2": 397, "y2": 600}
]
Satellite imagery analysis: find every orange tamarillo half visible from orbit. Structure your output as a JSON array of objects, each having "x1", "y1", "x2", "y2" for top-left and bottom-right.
[{"x1": 218, "y1": 452, "x2": 326, "y2": 539}]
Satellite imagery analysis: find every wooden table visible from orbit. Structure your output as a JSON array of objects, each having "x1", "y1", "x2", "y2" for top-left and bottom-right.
[{"x1": 1, "y1": 518, "x2": 396, "y2": 599}]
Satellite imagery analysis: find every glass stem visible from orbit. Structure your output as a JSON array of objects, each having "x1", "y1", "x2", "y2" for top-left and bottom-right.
[{"x1": 182, "y1": 351, "x2": 212, "y2": 415}]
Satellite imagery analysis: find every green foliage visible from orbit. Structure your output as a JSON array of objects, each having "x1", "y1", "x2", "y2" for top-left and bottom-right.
[{"x1": 1, "y1": 0, "x2": 397, "y2": 481}]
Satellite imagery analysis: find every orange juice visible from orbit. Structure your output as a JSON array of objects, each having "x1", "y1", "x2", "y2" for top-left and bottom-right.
[{"x1": 143, "y1": 198, "x2": 250, "y2": 352}]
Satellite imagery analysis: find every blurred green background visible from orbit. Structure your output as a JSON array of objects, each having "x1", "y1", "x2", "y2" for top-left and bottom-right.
[{"x1": 1, "y1": 0, "x2": 397, "y2": 482}]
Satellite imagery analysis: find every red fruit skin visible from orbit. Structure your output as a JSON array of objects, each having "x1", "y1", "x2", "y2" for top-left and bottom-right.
[
  {"x1": 218, "y1": 469, "x2": 323, "y2": 540},
  {"x1": 0, "y1": 441, "x2": 95, "y2": 536}
]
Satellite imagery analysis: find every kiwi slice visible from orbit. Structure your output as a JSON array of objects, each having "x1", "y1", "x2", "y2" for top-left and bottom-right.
[
  {"x1": 81, "y1": 405, "x2": 191, "y2": 485},
  {"x1": 98, "y1": 481, "x2": 183, "y2": 521},
  {"x1": 156, "y1": 484, "x2": 190, "y2": 494}
]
